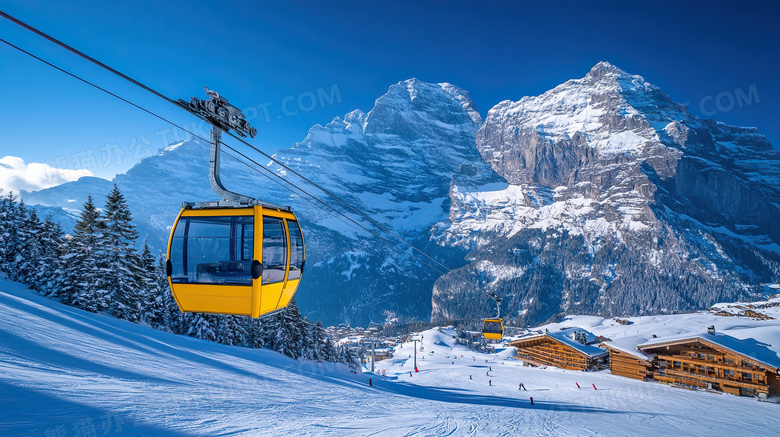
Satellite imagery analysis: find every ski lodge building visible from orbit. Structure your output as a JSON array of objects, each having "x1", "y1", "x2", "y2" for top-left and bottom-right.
[
  {"x1": 508, "y1": 328, "x2": 608, "y2": 371},
  {"x1": 603, "y1": 326, "x2": 780, "y2": 398},
  {"x1": 602, "y1": 337, "x2": 653, "y2": 381}
]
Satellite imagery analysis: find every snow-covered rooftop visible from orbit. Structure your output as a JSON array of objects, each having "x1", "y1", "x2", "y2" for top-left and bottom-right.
[
  {"x1": 637, "y1": 331, "x2": 780, "y2": 371},
  {"x1": 514, "y1": 327, "x2": 608, "y2": 359},
  {"x1": 601, "y1": 335, "x2": 655, "y2": 361}
]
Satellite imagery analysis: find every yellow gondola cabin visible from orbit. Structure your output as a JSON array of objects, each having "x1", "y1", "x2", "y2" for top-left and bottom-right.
[{"x1": 167, "y1": 204, "x2": 304, "y2": 318}]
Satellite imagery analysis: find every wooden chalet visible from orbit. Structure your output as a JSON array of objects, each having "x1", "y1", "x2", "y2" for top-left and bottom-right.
[
  {"x1": 603, "y1": 341, "x2": 653, "y2": 381},
  {"x1": 509, "y1": 328, "x2": 608, "y2": 371},
  {"x1": 631, "y1": 326, "x2": 780, "y2": 397}
]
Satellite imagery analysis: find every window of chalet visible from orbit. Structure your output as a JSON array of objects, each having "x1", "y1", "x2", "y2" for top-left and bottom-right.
[
  {"x1": 673, "y1": 361, "x2": 681, "y2": 369},
  {"x1": 724, "y1": 358, "x2": 735, "y2": 366},
  {"x1": 743, "y1": 361, "x2": 753, "y2": 368},
  {"x1": 724, "y1": 369, "x2": 735, "y2": 378},
  {"x1": 743, "y1": 372, "x2": 753, "y2": 381},
  {"x1": 706, "y1": 354, "x2": 714, "y2": 361}
]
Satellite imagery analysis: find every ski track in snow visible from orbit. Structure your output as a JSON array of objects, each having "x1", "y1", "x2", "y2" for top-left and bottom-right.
[{"x1": 1, "y1": 278, "x2": 779, "y2": 436}]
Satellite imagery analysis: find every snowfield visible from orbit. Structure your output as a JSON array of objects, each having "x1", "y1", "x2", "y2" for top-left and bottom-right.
[{"x1": 1, "y1": 278, "x2": 779, "y2": 436}]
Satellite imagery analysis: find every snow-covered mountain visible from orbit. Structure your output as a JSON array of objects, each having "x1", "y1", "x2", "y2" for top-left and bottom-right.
[
  {"x1": 431, "y1": 62, "x2": 780, "y2": 325},
  {"x1": 22, "y1": 64, "x2": 780, "y2": 326}
]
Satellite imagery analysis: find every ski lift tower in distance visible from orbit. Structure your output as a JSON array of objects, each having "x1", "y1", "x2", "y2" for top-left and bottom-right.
[
  {"x1": 365, "y1": 336, "x2": 379, "y2": 373},
  {"x1": 482, "y1": 293, "x2": 503, "y2": 340},
  {"x1": 410, "y1": 334, "x2": 422, "y2": 372},
  {"x1": 166, "y1": 88, "x2": 305, "y2": 318}
]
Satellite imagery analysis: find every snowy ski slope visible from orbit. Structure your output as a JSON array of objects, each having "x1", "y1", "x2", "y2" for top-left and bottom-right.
[{"x1": 1, "y1": 277, "x2": 779, "y2": 436}]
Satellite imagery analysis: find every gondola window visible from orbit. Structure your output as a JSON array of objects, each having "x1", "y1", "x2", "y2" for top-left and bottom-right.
[
  {"x1": 170, "y1": 216, "x2": 254, "y2": 285},
  {"x1": 288, "y1": 220, "x2": 304, "y2": 280},
  {"x1": 262, "y1": 217, "x2": 287, "y2": 284}
]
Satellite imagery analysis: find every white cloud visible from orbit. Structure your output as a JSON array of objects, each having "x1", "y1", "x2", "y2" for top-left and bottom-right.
[{"x1": 0, "y1": 156, "x2": 93, "y2": 194}]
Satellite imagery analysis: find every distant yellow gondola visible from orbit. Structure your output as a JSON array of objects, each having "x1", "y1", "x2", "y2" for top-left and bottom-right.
[
  {"x1": 482, "y1": 293, "x2": 504, "y2": 340},
  {"x1": 482, "y1": 318, "x2": 503, "y2": 340}
]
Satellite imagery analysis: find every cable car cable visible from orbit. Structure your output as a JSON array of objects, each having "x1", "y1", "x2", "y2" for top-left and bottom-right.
[
  {"x1": 0, "y1": 36, "x2": 452, "y2": 278},
  {"x1": 1, "y1": 14, "x2": 503, "y2": 317},
  {"x1": 0, "y1": 10, "x2": 458, "y2": 276},
  {"x1": 0, "y1": 37, "x2": 185, "y2": 142},
  {"x1": 0, "y1": 10, "x2": 176, "y2": 106}
]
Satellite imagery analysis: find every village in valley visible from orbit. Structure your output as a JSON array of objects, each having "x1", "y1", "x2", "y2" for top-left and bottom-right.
[{"x1": 342, "y1": 293, "x2": 780, "y2": 402}]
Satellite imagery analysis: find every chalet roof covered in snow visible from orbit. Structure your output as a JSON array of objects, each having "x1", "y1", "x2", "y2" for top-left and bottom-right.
[
  {"x1": 601, "y1": 335, "x2": 655, "y2": 361},
  {"x1": 637, "y1": 330, "x2": 780, "y2": 371},
  {"x1": 515, "y1": 327, "x2": 608, "y2": 358}
]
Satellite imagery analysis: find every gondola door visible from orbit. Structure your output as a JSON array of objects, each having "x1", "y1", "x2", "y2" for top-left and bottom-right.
[
  {"x1": 277, "y1": 218, "x2": 304, "y2": 310},
  {"x1": 255, "y1": 210, "x2": 285, "y2": 317},
  {"x1": 253, "y1": 208, "x2": 304, "y2": 317}
]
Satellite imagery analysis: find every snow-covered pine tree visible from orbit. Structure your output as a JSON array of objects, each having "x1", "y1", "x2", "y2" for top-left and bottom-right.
[
  {"x1": 186, "y1": 313, "x2": 217, "y2": 342},
  {"x1": 298, "y1": 316, "x2": 316, "y2": 361},
  {"x1": 57, "y1": 195, "x2": 108, "y2": 311},
  {"x1": 137, "y1": 239, "x2": 160, "y2": 326},
  {"x1": 34, "y1": 216, "x2": 63, "y2": 295},
  {"x1": 277, "y1": 298, "x2": 304, "y2": 359},
  {"x1": 102, "y1": 184, "x2": 142, "y2": 322},
  {"x1": 15, "y1": 204, "x2": 43, "y2": 286},
  {"x1": 0, "y1": 190, "x2": 6, "y2": 272},
  {"x1": 312, "y1": 320, "x2": 338, "y2": 362},
  {"x1": 245, "y1": 317, "x2": 265, "y2": 349},
  {"x1": 215, "y1": 315, "x2": 247, "y2": 346},
  {"x1": 261, "y1": 308, "x2": 297, "y2": 358},
  {"x1": 0, "y1": 196, "x2": 6, "y2": 275},
  {"x1": 323, "y1": 337, "x2": 339, "y2": 363},
  {"x1": 337, "y1": 344, "x2": 360, "y2": 370},
  {"x1": 0, "y1": 192, "x2": 21, "y2": 278}
]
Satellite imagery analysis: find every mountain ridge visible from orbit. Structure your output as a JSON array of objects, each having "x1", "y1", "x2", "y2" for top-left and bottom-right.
[
  {"x1": 431, "y1": 61, "x2": 779, "y2": 325},
  {"x1": 20, "y1": 63, "x2": 780, "y2": 326}
]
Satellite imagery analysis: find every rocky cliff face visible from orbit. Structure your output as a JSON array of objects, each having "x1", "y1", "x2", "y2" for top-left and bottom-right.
[
  {"x1": 261, "y1": 79, "x2": 483, "y2": 325},
  {"x1": 431, "y1": 62, "x2": 780, "y2": 326}
]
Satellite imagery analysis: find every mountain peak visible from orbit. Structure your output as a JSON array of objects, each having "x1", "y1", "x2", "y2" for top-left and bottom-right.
[{"x1": 589, "y1": 61, "x2": 625, "y2": 75}]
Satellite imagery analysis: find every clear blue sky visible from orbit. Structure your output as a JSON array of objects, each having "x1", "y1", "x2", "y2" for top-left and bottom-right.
[{"x1": 1, "y1": 1, "x2": 778, "y2": 190}]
